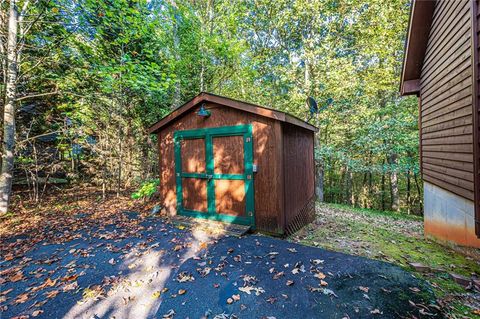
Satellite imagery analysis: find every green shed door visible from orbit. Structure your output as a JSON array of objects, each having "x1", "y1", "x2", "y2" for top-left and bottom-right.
[{"x1": 174, "y1": 125, "x2": 255, "y2": 227}]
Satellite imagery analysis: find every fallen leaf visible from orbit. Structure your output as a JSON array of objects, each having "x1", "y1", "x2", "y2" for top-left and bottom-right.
[
  {"x1": 320, "y1": 280, "x2": 328, "y2": 286},
  {"x1": 178, "y1": 289, "x2": 186, "y2": 295},
  {"x1": 314, "y1": 272, "x2": 326, "y2": 280},
  {"x1": 62, "y1": 274, "x2": 78, "y2": 282},
  {"x1": 273, "y1": 271, "x2": 284, "y2": 280},
  {"x1": 359, "y1": 286, "x2": 369, "y2": 293},
  {"x1": 287, "y1": 248, "x2": 298, "y2": 253},
  {"x1": 177, "y1": 272, "x2": 194, "y2": 282},
  {"x1": 239, "y1": 286, "x2": 265, "y2": 295},
  {"x1": 1, "y1": 288, "x2": 13, "y2": 296},
  {"x1": 162, "y1": 309, "x2": 175, "y2": 319},
  {"x1": 10, "y1": 271, "x2": 24, "y2": 282},
  {"x1": 62, "y1": 281, "x2": 78, "y2": 292},
  {"x1": 286, "y1": 280, "x2": 294, "y2": 286},
  {"x1": 45, "y1": 290, "x2": 59, "y2": 299},
  {"x1": 409, "y1": 287, "x2": 420, "y2": 293},
  {"x1": 32, "y1": 310, "x2": 44, "y2": 317},
  {"x1": 227, "y1": 297, "x2": 233, "y2": 304},
  {"x1": 232, "y1": 294, "x2": 240, "y2": 302},
  {"x1": 14, "y1": 293, "x2": 29, "y2": 304}
]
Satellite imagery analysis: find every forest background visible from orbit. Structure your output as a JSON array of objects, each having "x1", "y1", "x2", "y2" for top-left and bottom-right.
[{"x1": 0, "y1": 0, "x2": 420, "y2": 214}]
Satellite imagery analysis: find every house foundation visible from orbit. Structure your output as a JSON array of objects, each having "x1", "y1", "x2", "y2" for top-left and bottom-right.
[{"x1": 424, "y1": 182, "x2": 480, "y2": 248}]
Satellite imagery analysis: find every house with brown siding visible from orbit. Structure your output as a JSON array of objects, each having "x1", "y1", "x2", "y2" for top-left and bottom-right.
[{"x1": 401, "y1": 0, "x2": 480, "y2": 247}]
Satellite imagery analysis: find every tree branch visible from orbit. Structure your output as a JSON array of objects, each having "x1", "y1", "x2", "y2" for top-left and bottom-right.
[{"x1": 16, "y1": 90, "x2": 59, "y2": 101}]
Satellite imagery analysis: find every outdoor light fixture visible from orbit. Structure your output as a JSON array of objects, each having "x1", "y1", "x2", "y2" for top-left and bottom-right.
[{"x1": 197, "y1": 103, "x2": 211, "y2": 117}]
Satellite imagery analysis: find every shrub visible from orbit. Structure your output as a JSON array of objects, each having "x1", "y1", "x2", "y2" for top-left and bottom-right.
[{"x1": 131, "y1": 179, "x2": 159, "y2": 200}]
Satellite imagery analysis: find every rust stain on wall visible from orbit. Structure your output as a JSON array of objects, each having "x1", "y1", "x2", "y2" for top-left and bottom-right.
[{"x1": 424, "y1": 219, "x2": 480, "y2": 248}]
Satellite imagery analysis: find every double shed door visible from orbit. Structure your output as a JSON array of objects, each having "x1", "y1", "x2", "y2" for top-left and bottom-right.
[{"x1": 174, "y1": 124, "x2": 255, "y2": 226}]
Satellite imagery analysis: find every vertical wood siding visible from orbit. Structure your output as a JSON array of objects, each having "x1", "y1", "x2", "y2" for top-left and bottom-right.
[
  {"x1": 420, "y1": 0, "x2": 475, "y2": 201},
  {"x1": 282, "y1": 124, "x2": 315, "y2": 228}
]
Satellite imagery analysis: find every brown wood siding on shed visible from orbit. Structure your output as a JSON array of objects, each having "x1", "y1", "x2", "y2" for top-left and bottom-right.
[
  {"x1": 283, "y1": 124, "x2": 315, "y2": 227},
  {"x1": 157, "y1": 102, "x2": 285, "y2": 234},
  {"x1": 420, "y1": 0, "x2": 475, "y2": 201}
]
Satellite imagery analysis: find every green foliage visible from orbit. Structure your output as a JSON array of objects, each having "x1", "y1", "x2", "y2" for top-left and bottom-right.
[
  {"x1": 131, "y1": 179, "x2": 159, "y2": 200},
  {"x1": 6, "y1": 0, "x2": 421, "y2": 212}
]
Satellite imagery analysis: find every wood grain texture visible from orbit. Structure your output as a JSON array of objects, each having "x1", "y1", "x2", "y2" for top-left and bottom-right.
[
  {"x1": 419, "y1": 0, "x2": 474, "y2": 201},
  {"x1": 214, "y1": 179, "x2": 246, "y2": 216},
  {"x1": 282, "y1": 123, "x2": 315, "y2": 229},
  {"x1": 213, "y1": 135, "x2": 244, "y2": 174},
  {"x1": 181, "y1": 138, "x2": 206, "y2": 173},
  {"x1": 158, "y1": 102, "x2": 284, "y2": 233},
  {"x1": 182, "y1": 178, "x2": 208, "y2": 212}
]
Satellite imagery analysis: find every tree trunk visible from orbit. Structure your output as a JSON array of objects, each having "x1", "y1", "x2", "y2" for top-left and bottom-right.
[
  {"x1": 314, "y1": 136, "x2": 323, "y2": 201},
  {"x1": 388, "y1": 153, "x2": 399, "y2": 211},
  {"x1": 0, "y1": 1, "x2": 18, "y2": 213},
  {"x1": 381, "y1": 159, "x2": 386, "y2": 211},
  {"x1": 345, "y1": 165, "x2": 352, "y2": 205},
  {"x1": 414, "y1": 172, "x2": 423, "y2": 214},
  {"x1": 406, "y1": 168, "x2": 411, "y2": 214},
  {"x1": 172, "y1": 11, "x2": 181, "y2": 109}
]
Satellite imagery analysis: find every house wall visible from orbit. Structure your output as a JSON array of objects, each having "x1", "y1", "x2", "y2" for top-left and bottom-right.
[
  {"x1": 420, "y1": 0, "x2": 474, "y2": 202},
  {"x1": 418, "y1": 0, "x2": 480, "y2": 246},
  {"x1": 282, "y1": 123, "x2": 315, "y2": 234},
  {"x1": 424, "y1": 181, "x2": 480, "y2": 247},
  {"x1": 157, "y1": 102, "x2": 285, "y2": 234}
]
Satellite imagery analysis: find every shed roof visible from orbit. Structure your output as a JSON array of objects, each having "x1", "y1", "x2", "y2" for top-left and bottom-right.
[
  {"x1": 148, "y1": 92, "x2": 318, "y2": 134},
  {"x1": 400, "y1": 0, "x2": 436, "y2": 96}
]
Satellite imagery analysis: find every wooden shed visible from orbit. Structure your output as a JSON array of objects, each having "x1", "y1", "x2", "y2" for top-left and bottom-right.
[
  {"x1": 148, "y1": 92, "x2": 318, "y2": 235},
  {"x1": 401, "y1": 0, "x2": 480, "y2": 247}
]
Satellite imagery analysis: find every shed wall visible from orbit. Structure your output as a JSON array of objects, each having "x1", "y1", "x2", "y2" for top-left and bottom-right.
[
  {"x1": 157, "y1": 102, "x2": 285, "y2": 234},
  {"x1": 420, "y1": 0, "x2": 474, "y2": 201},
  {"x1": 282, "y1": 123, "x2": 315, "y2": 234}
]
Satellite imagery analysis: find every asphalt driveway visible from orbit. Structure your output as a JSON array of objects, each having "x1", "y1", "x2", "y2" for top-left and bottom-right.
[{"x1": 0, "y1": 213, "x2": 440, "y2": 318}]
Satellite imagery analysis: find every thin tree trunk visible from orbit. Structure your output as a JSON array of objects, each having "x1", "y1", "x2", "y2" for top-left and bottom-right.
[
  {"x1": 367, "y1": 171, "x2": 372, "y2": 208},
  {"x1": 172, "y1": 11, "x2": 181, "y2": 108},
  {"x1": 314, "y1": 136, "x2": 323, "y2": 201},
  {"x1": 406, "y1": 168, "x2": 411, "y2": 214},
  {"x1": 414, "y1": 172, "x2": 423, "y2": 214},
  {"x1": 345, "y1": 165, "x2": 352, "y2": 205},
  {"x1": 388, "y1": 153, "x2": 399, "y2": 211},
  {"x1": 381, "y1": 159, "x2": 386, "y2": 211},
  {"x1": 0, "y1": 1, "x2": 18, "y2": 213}
]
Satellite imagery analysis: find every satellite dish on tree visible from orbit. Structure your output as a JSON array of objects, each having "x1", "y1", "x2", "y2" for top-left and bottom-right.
[{"x1": 306, "y1": 96, "x2": 318, "y2": 115}]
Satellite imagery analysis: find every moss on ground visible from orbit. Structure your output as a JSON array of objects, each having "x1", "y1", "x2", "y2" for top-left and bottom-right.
[{"x1": 291, "y1": 202, "x2": 480, "y2": 318}]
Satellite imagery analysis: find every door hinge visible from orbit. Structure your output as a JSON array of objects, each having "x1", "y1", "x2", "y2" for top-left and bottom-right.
[{"x1": 246, "y1": 137, "x2": 251, "y2": 143}]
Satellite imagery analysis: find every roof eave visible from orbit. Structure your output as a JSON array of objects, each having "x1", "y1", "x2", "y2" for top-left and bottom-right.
[
  {"x1": 400, "y1": 0, "x2": 436, "y2": 96},
  {"x1": 148, "y1": 92, "x2": 319, "y2": 134}
]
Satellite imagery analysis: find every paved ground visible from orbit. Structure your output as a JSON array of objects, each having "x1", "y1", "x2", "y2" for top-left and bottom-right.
[{"x1": 1, "y1": 213, "x2": 441, "y2": 319}]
